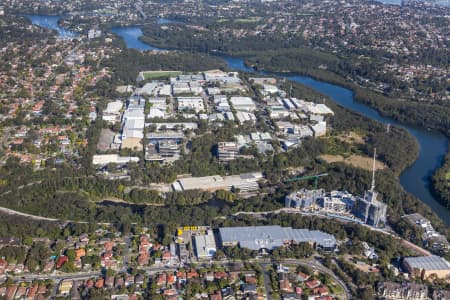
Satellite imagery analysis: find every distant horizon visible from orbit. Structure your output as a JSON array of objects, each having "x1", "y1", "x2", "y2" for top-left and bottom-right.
[{"x1": 378, "y1": 0, "x2": 450, "y2": 6}]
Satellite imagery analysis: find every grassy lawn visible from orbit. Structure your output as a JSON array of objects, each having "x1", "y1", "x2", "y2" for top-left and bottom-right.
[
  {"x1": 329, "y1": 283, "x2": 343, "y2": 294},
  {"x1": 142, "y1": 71, "x2": 182, "y2": 80}
]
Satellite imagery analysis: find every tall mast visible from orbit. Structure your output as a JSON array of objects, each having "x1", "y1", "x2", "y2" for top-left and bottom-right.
[{"x1": 371, "y1": 148, "x2": 377, "y2": 192}]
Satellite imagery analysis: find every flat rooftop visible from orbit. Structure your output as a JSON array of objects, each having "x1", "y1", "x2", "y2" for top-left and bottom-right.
[
  {"x1": 219, "y1": 225, "x2": 336, "y2": 251},
  {"x1": 173, "y1": 172, "x2": 262, "y2": 192},
  {"x1": 404, "y1": 255, "x2": 450, "y2": 271}
]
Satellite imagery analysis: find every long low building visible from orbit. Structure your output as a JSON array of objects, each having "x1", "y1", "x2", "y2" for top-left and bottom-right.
[
  {"x1": 218, "y1": 225, "x2": 336, "y2": 251},
  {"x1": 403, "y1": 255, "x2": 450, "y2": 280},
  {"x1": 146, "y1": 122, "x2": 198, "y2": 131},
  {"x1": 172, "y1": 172, "x2": 263, "y2": 193},
  {"x1": 93, "y1": 154, "x2": 139, "y2": 165}
]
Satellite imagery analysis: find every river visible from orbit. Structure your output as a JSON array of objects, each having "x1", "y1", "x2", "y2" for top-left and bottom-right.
[
  {"x1": 111, "y1": 27, "x2": 163, "y2": 51},
  {"x1": 26, "y1": 15, "x2": 450, "y2": 225},
  {"x1": 25, "y1": 15, "x2": 78, "y2": 38}
]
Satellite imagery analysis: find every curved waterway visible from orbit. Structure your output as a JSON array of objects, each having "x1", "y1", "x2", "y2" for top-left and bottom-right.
[
  {"x1": 25, "y1": 15, "x2": 78, "y2": 38},
  {"x1": 26, "y1": 16, "x2": 450, "y2": 225},
  {"x1": 111, "y1": 27, "x2": 163, "y2": 51}
]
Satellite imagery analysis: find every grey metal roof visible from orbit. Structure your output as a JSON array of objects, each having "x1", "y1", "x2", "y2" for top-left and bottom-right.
[
  {"x1": 219, "y1": 226, "x2": 336, "y2": 251},
  {"x1": 404, "y1": 255, "x2": 450, "y2": 270}
]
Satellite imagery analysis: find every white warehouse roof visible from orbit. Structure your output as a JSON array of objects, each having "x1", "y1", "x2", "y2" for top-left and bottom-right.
[{"x1": 219, "y1": 225, "x2": 336, "y2": 250}]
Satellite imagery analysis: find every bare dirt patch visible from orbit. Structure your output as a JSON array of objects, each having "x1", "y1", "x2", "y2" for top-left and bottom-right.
[
  {"x1": 319, "y1": 154, "x2": 386, "y2": 171},
  {"x1": 97, "y1": 129, "x2": 116, "y2": 152},
  {"x1": 336, "y1": 131, "x2": 365, "y2": 144}
]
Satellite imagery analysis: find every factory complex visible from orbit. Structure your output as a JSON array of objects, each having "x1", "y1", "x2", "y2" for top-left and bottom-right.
[
  {"x1": 96, "y1": 70, "x2": 334, "y2": 169},
  {"x1": 172, "y1": 172, "x2": 263, "y2": 193},
  {"x1": 175, "y1": 225, "x2": 337, "y2": 260},
  {"x1": 218, "y1": 226, "x2": 337, "y2": 251}
]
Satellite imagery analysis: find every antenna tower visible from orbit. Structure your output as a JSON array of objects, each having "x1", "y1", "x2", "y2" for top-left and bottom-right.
[{"x1": 371, "y1": 148, "x2": 377, "y2": 192}]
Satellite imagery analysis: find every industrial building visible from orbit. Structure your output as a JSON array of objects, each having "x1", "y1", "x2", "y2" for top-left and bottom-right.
[
  {"x1": 102, "y1": 100, "x2": 123, "y2": 123},
  {"x1": 268, "y1": 106, "x2": 290, "y2": 119},
  {"x1": 310, "y1": 121, "x2": 327, "y2": 137},
  {"x1": 217, "y1": 142, "x2": 238, "y2": 162},
  {"x1": 177, "y1": 97, "x2": 205, "y2": 113},
  {"x1": 203, "y1": 70, "x2": 241, "y2": 84},
  {"x1": 172, "y1": 82, "x2": 191, "y2": 95},
  {"x1": 147, "y1": 97, "x2": 167, "y2": 110},
  {"x1": 121, "y1": 96, "x2": 146, "y2": 149},
  {"x1": 92, "y1": 154, "x2": 139, "y2": 165},
  {"x1": 229, "y1": 96, "x2": 256, "y2": 112},
  {"x1": 175, "y1": 226, "x2": 217, "y2": 260},
  {"x1": 291, "y1": 99, "x2": 334, "y2": 116},
  {"x1": 147, "y1": 132, "x2": 185, "y2": 144},
  {"x1": 172, "y1": 172, "x2": 262, "y2": 193},
  {"x1": 193, "y1": 229, "x2": 217, "y2": 259},
  {"x1": 218, "y1": 226, "x2": 336, "y2": 251},
  {"x1": 147, "y1": 122, "x2": 198, "y2": 131},
  {"x1": 235, "y1": 111, "x2": 257, "y2": 124},
  {"x1": 403, "y1": 255, "x2": 450, "y2": 280}
]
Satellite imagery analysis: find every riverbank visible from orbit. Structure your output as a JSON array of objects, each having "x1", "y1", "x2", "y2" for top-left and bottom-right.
[
  {"x1": 219, "y1": 55, "x2": 450, "y2": 224},
  {"x1": 235, "y1": 52, "x2": 450, "y2": 213},
  {"x1": 239, "y1": 50, "x2": 450, "y2": 137},
  {"x1": 431, "y1": 143, "x2": 450, "y2": 209}
]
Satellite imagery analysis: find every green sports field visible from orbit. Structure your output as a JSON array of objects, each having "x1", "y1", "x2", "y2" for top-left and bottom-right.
[{"x1": 142, "y1": 71, "x2": 182, "y2": 80}]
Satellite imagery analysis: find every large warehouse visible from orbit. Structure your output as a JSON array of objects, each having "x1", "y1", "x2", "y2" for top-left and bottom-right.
[
  {"x1": 218, "y1": 225, "x2": 336, "y2": 251},
  {"x1": 403, "y1": 255, "x2": 450, "y2": 280},
  {"x1": 172, "y1": 172, "x2": 262, "y2": 193}
]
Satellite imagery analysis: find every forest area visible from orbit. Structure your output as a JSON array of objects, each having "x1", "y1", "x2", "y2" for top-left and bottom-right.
[
  {"x1": 241, "y1": 49, "x2": 450, "y2": 136},
  {"x1": 101, "y1": 49, "x2": 225, "y2": 83},
  {"x1": 432, "y1": 147, "x2": 450, "y2": 209}
]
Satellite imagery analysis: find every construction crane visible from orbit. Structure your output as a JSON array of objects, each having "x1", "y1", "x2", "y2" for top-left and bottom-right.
[{"x1": 284, "y1": 173, "x2": 329, "y2": 189}]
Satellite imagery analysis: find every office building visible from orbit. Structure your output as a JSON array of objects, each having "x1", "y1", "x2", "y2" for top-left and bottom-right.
[
  {"x1": 353, "y1": 190, "x2": 387, "y2": 227},
  {"x1": 353, "y1": 149, "x2": 387, "y2": 227},
  {"x1": 217, "y1": 142, "x2": 238, "y2": 162},
  {"x1": 158, "y1": 141, "x2": 181, "y2": 158}
]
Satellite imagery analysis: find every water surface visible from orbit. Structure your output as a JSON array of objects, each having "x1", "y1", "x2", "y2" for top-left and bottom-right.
[
  {"x1": 26, "y1": 15, "x2": 78, "y2": 38},
  {"x1": 111, "y1": 26, "x2": 163, "y2": 51}
]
